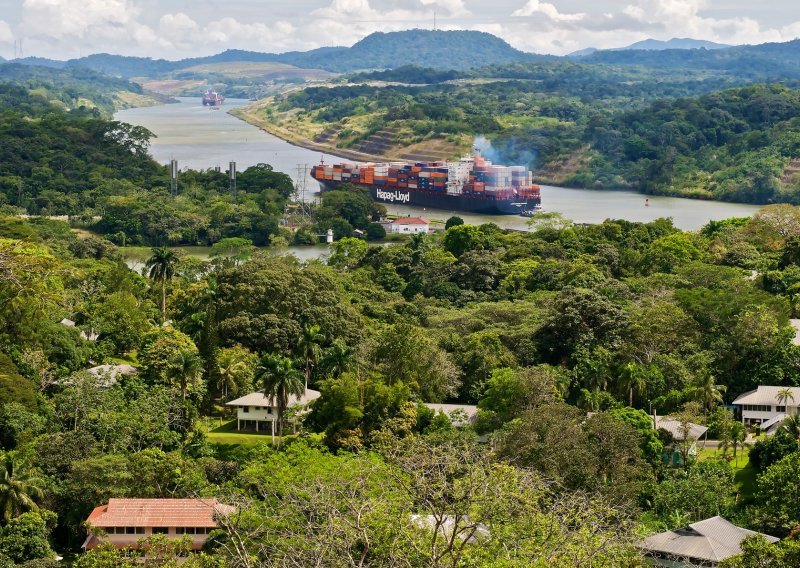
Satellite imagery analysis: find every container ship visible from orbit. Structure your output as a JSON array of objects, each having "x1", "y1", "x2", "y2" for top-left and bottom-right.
[
  {"x1": 201, "y1": 89, "x2": 225, "y2": 106},
  {"x1": 311, "y1": 155, "x2": 541, "y2": 215}
]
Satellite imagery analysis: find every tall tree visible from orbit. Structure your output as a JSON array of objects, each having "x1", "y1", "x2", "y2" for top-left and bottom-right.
[
  {"x1": 0, "y1": 455, "x2": 44, "y2": 522},
  {"x1": 145, "y1": 246, "x2": 179, "y2": 323},
  {"x1": 320, "y1": 340, "x2": 357, "y2": 378},
  {"x1": 689, "y1": 373, "x2": 727, "y2": 414},
  {"x1": 256, "y1": 355, "x2": 305, "y2": 446},
  {"x1": 297, "y1": 324, "x2": 325, "y2": 389},
  {"x1": 167, "y1": 349, "x2": 203, "y2": 401}
]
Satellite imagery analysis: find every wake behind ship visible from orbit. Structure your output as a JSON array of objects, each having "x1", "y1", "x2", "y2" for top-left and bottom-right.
[{"x1": 311, "y1": 155, "x2": 541, "y2": 215}]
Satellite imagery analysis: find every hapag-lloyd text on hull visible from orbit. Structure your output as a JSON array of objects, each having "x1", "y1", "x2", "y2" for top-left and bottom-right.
[{"x1": 375, "y1": 189, "x2": 411, "y2": 203}]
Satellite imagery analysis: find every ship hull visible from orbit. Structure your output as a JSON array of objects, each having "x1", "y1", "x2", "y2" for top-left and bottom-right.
[{"x1": 317, "y1": 181, "x2": 540, "y2": 215}]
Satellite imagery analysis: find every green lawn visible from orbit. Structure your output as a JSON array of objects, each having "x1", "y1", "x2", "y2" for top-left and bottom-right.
[
  {"x1": 201, "y1": 418, "x2": 279, "y2": 446},
  {"x1": 696, "y1": 443, "x2": 758, "y2": 502}
]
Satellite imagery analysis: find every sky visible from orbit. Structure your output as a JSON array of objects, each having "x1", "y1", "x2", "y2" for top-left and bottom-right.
[{"x1": 1, "y1": 0, "x2": 800, "y2": 61}]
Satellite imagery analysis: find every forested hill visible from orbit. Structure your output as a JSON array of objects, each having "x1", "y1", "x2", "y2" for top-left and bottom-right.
[
  {"x1": 573, "y1": 84, "x2": 800, "y2": 203},
  {"x1": 14, "y1": 30, "x2": 543, "y2": 76},
  {"x1": 583, "y1": 39, "x2": 800, "y2": 82},
  {"x1": 310, "y1": 30, "x2": 540, "y2": 71},
  {"x1": 0, "y1": 64, "x2": 162, "y2": 115}
]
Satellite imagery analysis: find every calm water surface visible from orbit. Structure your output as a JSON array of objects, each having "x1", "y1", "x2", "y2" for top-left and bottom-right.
[{"x1": 116, "y1": 98, "x2": 760, "y2": 230}]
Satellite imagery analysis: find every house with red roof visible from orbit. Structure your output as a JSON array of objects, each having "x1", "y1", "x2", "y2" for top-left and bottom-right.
[
  {"x1": 83, "y1": 498, "x2": 234, "y2": 550},
  {"x1": 390, "y1": 216, "x2": 430, "y2": 234}
]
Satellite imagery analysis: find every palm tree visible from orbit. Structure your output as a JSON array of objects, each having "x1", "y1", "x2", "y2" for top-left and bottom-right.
[
  {"x1": 168, "y1": 349, "x2": 203, "y2": 400},
  {"x1": 731, "y1": 423, "x2": 748, "y2": 467},
  {"x1": 145, "y1": 246, "x2": 179, "y2": 323},
  {"x1": 620, "y1": 362, "x2": 648, "y2": 407},
  {"x1": 777, "y1": 387, "x2": 795, "y2": 411},
  {"x1": 296, "y1": 324, "x2": 324, "y2": 389},
  {"x1": 689, "y1": 374, "x2": 727, "y2": 415},
  {"x1": 0, "y1": 456, "x2": 44, "y2": 522},
  {"x1": 319, "y1": 340, "x2": 356, "y2": 378},
  {"x1": 216, "y1": 358, "x2": 247, "y2": 401},
  {"x1": 781, "y1": 413, "x2": 800, "y2": 448},
  {"x1": 256, "y1": 354, "x2": 305, "y2": 447}
]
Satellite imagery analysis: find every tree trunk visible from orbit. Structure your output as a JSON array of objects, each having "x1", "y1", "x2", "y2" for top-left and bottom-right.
[
  {"x1": 161, "y1": 279, "x2": 167, "y2": 323},
  {"x1": 629, "y1": 386, "x2": 634, "y2": 407},
  {"x1": 276, "y1": 407, "x2": 283, "y2": 449}
]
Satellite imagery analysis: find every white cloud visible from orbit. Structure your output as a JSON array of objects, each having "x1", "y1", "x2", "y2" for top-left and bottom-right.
[
  {"x1": 512, "y1": 0, "x2": 585, "y2": 22},
  {"x1": 0, "y1": 20, "x2": 13, "y2": 44},
  {"x1": 4, "y1": 0, "x2": 800, "y2": 60}
]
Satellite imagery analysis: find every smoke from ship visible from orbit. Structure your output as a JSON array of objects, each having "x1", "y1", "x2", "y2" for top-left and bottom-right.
[{"x1": 473, "y1": 135, "x2": 539, "y2": 170}]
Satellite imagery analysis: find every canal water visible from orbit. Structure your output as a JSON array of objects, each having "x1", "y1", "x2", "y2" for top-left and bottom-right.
[{"x1": 116, "y1": 98, "x2": 760, "y2": 231}]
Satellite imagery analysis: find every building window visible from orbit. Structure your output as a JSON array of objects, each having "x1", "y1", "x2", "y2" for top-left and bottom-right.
[
  {"x1": 242, "y1": 406, "x2": 249, "y2": 413},
  {"x1": 125, "y1": 527, "x2": 136, "y2": 534},
  {"x1": 152, "y1": 527, "x2": 168, "y2": 534},
  {"x1": 777, "y1": 406, "x2": 787, "y2": 413},
  {"x1": 267, "y1": 407, "x2": 272, "y2": 414},
  {"x1": 742, "y1": 404, "x2": 772, "y2": 412}
]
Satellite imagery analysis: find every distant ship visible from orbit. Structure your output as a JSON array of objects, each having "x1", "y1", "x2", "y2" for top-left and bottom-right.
[
  {"x1": 202, "y1": 89, "x2": 225, "y2": 106},
  {"x1": 311, "y1": 154, "x2": 541, "y2": 215}
]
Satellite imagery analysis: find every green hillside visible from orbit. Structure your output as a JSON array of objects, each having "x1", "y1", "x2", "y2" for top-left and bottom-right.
[{"x1": 570, "y1": 84, "x2": 800, "y2": 203}]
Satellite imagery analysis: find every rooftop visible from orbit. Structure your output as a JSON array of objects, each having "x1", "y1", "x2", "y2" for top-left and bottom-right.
[
  {"x1": 392, "y1": 217, "x2": 429, "y2": 225},
  {"x1": 732, "y1": 386, "x2": 800, "y2": 407},
  {"x1": 86, "y1": 498, "x2": 233, "y2": 528},
  {"x1": 654, "y1": 416, "x2": 708, "y2": 441},
  {"x1": 226, "y1": 389, "x2": 321, "y2": 408},
  {"x1": 637, "y1": 516, "x2": 778, "y2": 564}
]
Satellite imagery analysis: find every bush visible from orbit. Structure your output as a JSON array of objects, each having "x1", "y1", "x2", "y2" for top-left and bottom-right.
[
  {"x1": 445, "y1": 216, "x2": 464, "y2": 229},
  {"x1": 365, "y1": 223, "x2": 386, "y2": 241}
]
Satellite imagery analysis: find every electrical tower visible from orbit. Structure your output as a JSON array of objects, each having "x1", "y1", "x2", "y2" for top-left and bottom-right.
[{"x1": 294, "y1": 164, "x2": 313, "y2": 219}]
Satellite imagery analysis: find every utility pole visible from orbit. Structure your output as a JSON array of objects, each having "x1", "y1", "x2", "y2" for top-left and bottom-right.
[
  {"x1": 229, "y1": 161, "x2": 237, "y2": 201},
  {"x1": 169, "y1": 159, "x2": 178, "y2": 197}
]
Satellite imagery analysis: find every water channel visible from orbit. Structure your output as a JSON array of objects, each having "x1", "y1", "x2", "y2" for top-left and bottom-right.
[{"x1": 116, "y1": 97, "x2": 761, "y2": 234}]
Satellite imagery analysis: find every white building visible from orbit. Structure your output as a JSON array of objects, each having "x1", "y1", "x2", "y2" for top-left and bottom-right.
[
  {"x1": 226, "y1": 389, "x2": 321, "y2": 440},
  {"x1": 390, "y1": 217, "x2": 430, "y2": 234},
  {"x1": 732, "y1": 385, "x2": 800, "y2": 425}
]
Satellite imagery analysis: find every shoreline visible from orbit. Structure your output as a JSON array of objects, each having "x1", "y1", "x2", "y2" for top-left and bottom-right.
[{"x1": 229, "y1": 106, "x2": 388, "y2": 163}]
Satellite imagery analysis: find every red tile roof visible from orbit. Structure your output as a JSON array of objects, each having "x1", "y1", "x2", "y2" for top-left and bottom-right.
[
  {"x1": 392, "y1": 217, "x2": 429, "y2": 225},
  {"x1": 86, "y1": 499, "x2": 233, "y2": 528}
]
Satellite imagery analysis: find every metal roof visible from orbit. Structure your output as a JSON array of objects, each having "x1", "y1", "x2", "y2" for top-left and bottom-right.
[
  {"x1": 654, "y1": 416, "x2": 708, "y2": 441},
  {"x1": 86, "y1": 498, "x2": 234, "y2": 528},
  {"x1": 732, "y1": 386, "x2": 800, "y2": 406},
  {"x1": 226, "y1": 389, "x2": 321, "y2": 408},
  {"x1": 637, "y1": 516, "x2": 779, "y2": 563}
]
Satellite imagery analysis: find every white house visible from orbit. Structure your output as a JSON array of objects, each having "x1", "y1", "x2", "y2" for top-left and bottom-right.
[
  {"x1": 226, "y1": 389, "x2": 321, "y2": 440},
  {"x1": 732, "y1": 385, "x2": 800, "y2": 425},
  {"x1": 390, "y1": 217, "x2": 430, "y2": 234}
]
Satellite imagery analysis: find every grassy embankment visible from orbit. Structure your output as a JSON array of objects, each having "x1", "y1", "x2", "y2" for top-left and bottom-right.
[{"x1": 231, "y1": 98, "x2": 470, "y2": 163}]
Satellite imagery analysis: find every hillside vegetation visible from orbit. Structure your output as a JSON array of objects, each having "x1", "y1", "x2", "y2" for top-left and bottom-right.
[{"x1": 573, "y1": 84, "x2": 800, "y2": 203}]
